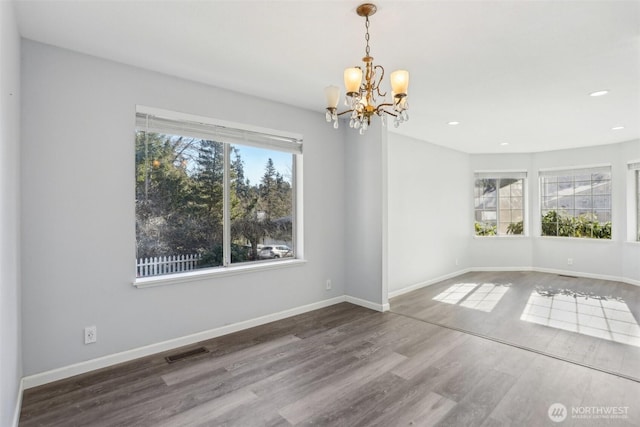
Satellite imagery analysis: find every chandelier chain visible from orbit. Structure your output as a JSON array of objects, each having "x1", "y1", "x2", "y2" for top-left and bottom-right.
[{"x1": 364, "y1": 15, "x2": 370, "y2": 57}]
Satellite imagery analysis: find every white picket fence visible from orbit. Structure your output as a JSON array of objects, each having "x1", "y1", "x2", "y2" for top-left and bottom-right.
[{"x1": 136, "y1": 254, "x2": 202, "y2": 277}]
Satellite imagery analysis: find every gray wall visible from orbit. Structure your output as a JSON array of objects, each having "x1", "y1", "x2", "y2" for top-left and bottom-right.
[
  {"x1": 388, "y1": 136, "x2": 640, "y2": 297},
  {"x1": 21, "y1": 40, "x2": 347, "y2": 376},
  {"x1": 531, "y1": 140, "x2": 640, "y2": 280},
  {"x1": 469, "y1": 153, "x2": 535, "y2": 269},
  {"x1": 469, "y1": 140, "x2": 640, "y2": 282},
  {"x1": 15, "y1": 34, "x2": 640, "y2": 388},
  {"x1": 0, "y1": 1, "x2": 22, "y2": 425},
  {"x1": 344, "y1": 121, "x2": 387, "y2": 305},
  {"x1": 387, "y1": 133, "x2": 471, "y2": 293}
]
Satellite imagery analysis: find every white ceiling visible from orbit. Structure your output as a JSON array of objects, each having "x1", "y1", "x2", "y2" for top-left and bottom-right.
[{"x1": 14, "y1": 0, "x2": 640, "y2": 153}]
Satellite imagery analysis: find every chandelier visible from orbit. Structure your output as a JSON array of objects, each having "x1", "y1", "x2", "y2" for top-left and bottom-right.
[{"x1": 324, "y1": 3, "x2": 409, "y2": 134}]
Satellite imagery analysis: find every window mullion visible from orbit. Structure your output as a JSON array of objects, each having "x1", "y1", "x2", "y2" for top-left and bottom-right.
[
  {"x1": 291, "y1": 154, "x2": 297, "y2": 257},
  {"x1": 223, "y1": 143, "x2": 231, "y2": 267},
  {"x1": 496, "y1": 178, "x2": 502, "y2": 231},
  {"x1": 590, "y1": 174, "x2": 594, "y2": 237},
  {"x1": 636, "y1": 170, "x2": 640, "y2": 241}
]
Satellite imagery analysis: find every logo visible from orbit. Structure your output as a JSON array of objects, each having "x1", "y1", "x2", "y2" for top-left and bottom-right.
[{"x1": 548, "y1": 403, "x2": 567, "y2": 422}]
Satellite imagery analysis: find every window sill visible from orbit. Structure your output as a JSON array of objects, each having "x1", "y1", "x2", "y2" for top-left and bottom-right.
[
  {"x1": 536, "y1": 236, "x2": 614, "y2": 243},
  {"x1": 473, "y1": 235, "x2": 529, "y2": 239},
  {"x1": 134, "y1": 258, "x2": 307, "y2": 289}
]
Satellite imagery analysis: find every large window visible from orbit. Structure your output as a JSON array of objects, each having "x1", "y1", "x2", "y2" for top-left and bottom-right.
[
  {"x1": 539, "y1": 166, "x2": 611, "y2": 239},
  {"x1": 135, "y1": 108, "x2": 302, "y2": 278},
  {"x1": 474, "y1": 172, "x2": 526, "y2": 236}
]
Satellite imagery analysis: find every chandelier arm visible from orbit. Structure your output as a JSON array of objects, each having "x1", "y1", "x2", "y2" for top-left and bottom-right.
[
  {"x1": 376, "y1": 103, "x2": 397, "y2": 109},
  {"x1": 375, "y1": 106, "x2": 398, "y2": 117},
  {"x1": 374, "y1": 65, "x2": 386, "y2": 97},
  {"x1": 336, "y1": 109, "x2": 356, "y2": 117}
]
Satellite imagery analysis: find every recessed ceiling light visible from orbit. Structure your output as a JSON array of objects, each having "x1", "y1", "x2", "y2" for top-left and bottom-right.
[
  {"x1": 500, "y1": 142, "x2": 509, "y2": 146},
  {"x1": 448, "y1": 121, "x2": 460, "y2": 125},
  {"x1": 589, "y1": 90, "x2": 609, "y2": 97},
  {"x1": 612, "y1": 126, "x2": 624, "y2": 130}
]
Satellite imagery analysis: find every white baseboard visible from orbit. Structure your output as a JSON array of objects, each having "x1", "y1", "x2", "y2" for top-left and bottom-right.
[
  {"x1": 388, "y1": 268, "x2": 471, "y2": 299},
  {"x1": 12, "y1": 379, "x2": 24, "y2": 427},
  {"x1": 388, "y1": 266, "x2": 639, "y2": 301},
  {"x1": 21, "y1": 265, "x2": 639, "y2": 390},
  {"x1": 470, "y1": 266, "x2": 534, "y2": 272},
  {"x1": 22, "y1": 296, "x2": 346, "y2": 389},
  {"x1": 532, "y1": 267, "x2": 640, "y2": 287},
  {"x1": 471, "y1": 266, "x2": 640, "y2": 287},
  {"x1": 345, "y1": 295, "x2": 389, "y2": 312},
  {"x1": 625, "y1": 278, "x2": 640, "y2": 287}
]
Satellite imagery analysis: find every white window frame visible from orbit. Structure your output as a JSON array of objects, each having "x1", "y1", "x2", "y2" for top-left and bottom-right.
[
  {"x1": 133, "y1": 106, "x2": 305, "y2": 288},
  {"x1": 538, "y1": 164, "x2": 612, "y2": 240},
  {"x1": 628, "y1": 160, "x2": 640, "y2": 242},
  {"x1": 473, "y1": 171, "x2": 528, "y2": 237}
]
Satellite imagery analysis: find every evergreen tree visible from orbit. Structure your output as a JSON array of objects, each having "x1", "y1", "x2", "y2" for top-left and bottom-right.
[
  {"x1": 259, "y1": 158, "x2": 277, "y2": 219},
  {"x1": 230, "y1": 151, "x2": 272, "y2": 260},
  {"x1": 191, "y1": 140, "x2": 225, "y2": 265},
  {"x1": 135, "y1": 132, "x2": 194, "y2": 258},
  {"x1": 135, "y1": 138, "x2": 294, "y2": 265}
]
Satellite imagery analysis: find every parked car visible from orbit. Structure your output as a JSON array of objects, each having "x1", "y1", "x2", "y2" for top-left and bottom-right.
[{"x1": 259, "y1": 245, "x2": 292, "y2": 259}]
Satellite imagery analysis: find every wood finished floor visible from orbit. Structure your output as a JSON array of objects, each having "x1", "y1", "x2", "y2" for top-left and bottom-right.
[
  {"x1": 19, "y1": 273, "x2": 640, "y2": 426},
  {"x1": 391, "y1": 271, "x2": 640, "y2": 382}
]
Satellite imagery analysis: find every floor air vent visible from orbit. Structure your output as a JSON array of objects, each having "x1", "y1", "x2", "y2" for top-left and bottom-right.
[
  {"x1": 165, "y1": 347, "x2": 209, "y2": 364},
  {"x1": 558, "y1": 274, "x2": 578, "y2": 278}
]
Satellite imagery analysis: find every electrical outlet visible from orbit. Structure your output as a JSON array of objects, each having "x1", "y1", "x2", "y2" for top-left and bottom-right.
[
  {"x1": 567, "y1": 258, "x2": 573, "y2": 265},
  {"x1": 455, "y1": 258, "x2": 460, "y2": 266},
  {"x1": 84, "y1": 326, "x2": 97, "y2": 344},
  {"x1": 325, "y1": 279, "x2": 332, "y2": 290}
]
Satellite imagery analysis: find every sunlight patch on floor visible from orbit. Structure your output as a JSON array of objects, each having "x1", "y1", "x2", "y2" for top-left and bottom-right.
[
  {"x1": 520, "y1": 292, "x2": 640, "y2": 347},
  {"x1": 433, "y1": 283, "x2": 509, "y2": 312},
  {"x1": 459, "y1": 283, "x2": 510, "y2": 312}
]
